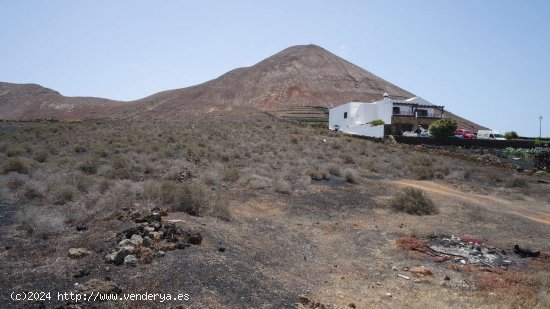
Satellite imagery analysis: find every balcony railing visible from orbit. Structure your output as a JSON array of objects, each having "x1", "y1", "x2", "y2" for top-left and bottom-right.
[{"x1": 393, "y1": 112, "x2": 443, "y2": 119}]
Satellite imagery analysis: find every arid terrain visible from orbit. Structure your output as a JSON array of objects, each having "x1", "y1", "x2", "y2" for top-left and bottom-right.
[{"x1": 1, "y1": 112, "x2": 549, "y2": 308}]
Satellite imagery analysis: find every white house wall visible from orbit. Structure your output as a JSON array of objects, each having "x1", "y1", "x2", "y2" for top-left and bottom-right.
[
  {"x1": 328, "y1": 104, "x2": 350, "y2": 130},
  {"x1": 328, "y1": 100, "x2": 392, "y2": 138}
]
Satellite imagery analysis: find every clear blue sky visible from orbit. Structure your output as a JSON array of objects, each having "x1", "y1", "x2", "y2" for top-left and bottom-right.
[{"x1": 1, "y1": 0, "x2": 549, "y2": 136}]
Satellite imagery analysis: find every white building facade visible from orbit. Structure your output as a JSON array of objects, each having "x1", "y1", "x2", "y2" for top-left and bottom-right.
[
  {"x1": 328, "y1": 96, "x2": 444, "y2": 137},
  {"x1": 328, "y1": 100, "x2": 393, "y2": 138}
]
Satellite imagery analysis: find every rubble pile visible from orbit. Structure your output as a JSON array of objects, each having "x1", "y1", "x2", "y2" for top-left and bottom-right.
[
  {"x1": 105, "y1": 208, "x2": 202, "y2": 266},
  {"x1": 425, "y1": 235, "x2": 513, "y2": 268}
]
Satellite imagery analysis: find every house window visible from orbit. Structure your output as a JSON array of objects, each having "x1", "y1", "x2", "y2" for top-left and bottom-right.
[
  {"x1": 344, "y1": 112, "x2": 347, "y2": 119},
  {"x1": 416, "y1": 109, "x2": 428, "y2": 117},
  {"x1": 393, "y1": 107, "x2": 400, "y2": 115}
]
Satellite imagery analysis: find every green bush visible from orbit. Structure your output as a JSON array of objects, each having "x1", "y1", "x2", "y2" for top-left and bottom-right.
[
  {"x1": 368, "y1": 119, "x2": 385, "y2": 127},
  {"x1": 504, "y1": 131, "x2": 519, "y2": 140},
  {"x1": 390, "y1": 187, "x2": 438, "y2": 215},
  {"x1": 428, "y1": 118, "x2": 457, "y2": 138}
]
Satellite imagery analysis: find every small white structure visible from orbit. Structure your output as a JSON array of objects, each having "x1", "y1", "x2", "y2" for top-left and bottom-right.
[
  {"x1": 328, "y1": 99, "x2": 393, "y2": 138},
  {"x1": 329, "y1": 95, "x2": 444, "y2": 137}
]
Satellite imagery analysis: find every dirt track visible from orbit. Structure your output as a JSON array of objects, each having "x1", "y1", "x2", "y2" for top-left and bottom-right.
[{"x1": 391, "y1": 179, "x2": 550, "y2": 225}]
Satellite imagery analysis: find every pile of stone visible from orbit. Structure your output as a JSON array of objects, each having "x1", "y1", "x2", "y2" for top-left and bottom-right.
[
  {"x1": 426, "y1": 235, "x2": 512, "y2": 268},
  {"x1": 105, "y1": 209, "x2": 202, "y2": 266}
]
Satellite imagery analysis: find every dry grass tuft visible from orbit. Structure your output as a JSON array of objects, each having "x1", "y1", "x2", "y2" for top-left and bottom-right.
[
  {"x1": 390, "y1": 187, "x2": 438, "y2": 215},
  {"x1": 3, "y1": 157, "x2": 29, "y2": 174}
]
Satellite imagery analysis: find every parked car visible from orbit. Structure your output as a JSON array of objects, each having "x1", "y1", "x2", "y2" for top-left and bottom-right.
[
  {"x1": 454, "y1": 128, "x2": 476, "y2": 139},
  {"x1": 477, "y1": 130, "x2": 506, "y2": 140},
  {"x1": 403, "y1": 127, "x2": 432, "y2": 137}
]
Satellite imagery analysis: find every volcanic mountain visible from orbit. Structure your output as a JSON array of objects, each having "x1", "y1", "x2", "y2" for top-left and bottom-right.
[
  {"x1": 0, "y1": 82, "x2": 123, "y2": 121},
  {"x1": 0, "y1": 44, "x2": 484, "y2": 129}
]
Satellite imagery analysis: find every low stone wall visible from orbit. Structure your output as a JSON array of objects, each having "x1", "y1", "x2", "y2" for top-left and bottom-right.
[{"x1": 393, "y1": 136, "x2": 539, "y2": 149}]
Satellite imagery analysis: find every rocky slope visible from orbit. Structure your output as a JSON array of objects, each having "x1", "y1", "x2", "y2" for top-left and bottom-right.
[{"x1": 0, "y1": 44, "x2": 484, "y2": 130}]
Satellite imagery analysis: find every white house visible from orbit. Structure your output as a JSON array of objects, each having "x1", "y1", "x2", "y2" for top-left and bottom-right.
[
  {"x1": 328, "y1": 99, "x2": 393, "y2": 138},
  {"x1": 329, "y1": 94, "x2": 444, "y2": 137}
]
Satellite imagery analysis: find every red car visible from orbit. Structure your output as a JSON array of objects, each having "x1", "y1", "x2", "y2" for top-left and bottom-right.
[{"x1": 454, "y1": 128, "x2": 476, "y2": 139}]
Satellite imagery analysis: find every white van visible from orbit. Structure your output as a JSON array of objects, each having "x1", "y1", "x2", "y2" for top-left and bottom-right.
[{"x1": 477, "y1": 130, "x2": 506, "y2": 140}]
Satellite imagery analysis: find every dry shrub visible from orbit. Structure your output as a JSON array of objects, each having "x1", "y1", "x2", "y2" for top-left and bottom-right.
[
  {"x1": 19, "y1": 206, "x2": 67, "y2": 239},
  {"x1": 53, "y1": 185, "x2": 78, "y2": 205},
  {"x1": 390, "y1": 187, "x2": 438, "y2": 215},
  {"x1": 222, "y1": 167, "x2": 239, "y2": 182},
  {"x1": 2, "y1": 157, "x2": 29, "y2": 174},
  {"x1": 6, "y1": 173, "x2": 25, "y2": 190},
  {"x1": 78, "y1": 157, "x2": 98, "y2": 175},
  {"x1": 309, "y1": 169, "x2": 330, "y2": 181},
  {"x1": 344, "y1": 169, "x2": 360, "y2": 184},
  {"x1": 327, "y1": 164, "x2": 341, "y2": 176},
  {"x1": 33, "y1": 149, "x2": 49, "y2": 163},
  {"x1": 506, "y1": 177, "x2": 528, "y2": 188},
  {"x1": 5, "y1": 146, "x2": 24, "y2": 157},
  {"x1": 209, "y1": 200, "x2": 231, "y2": 221},
  {"x1": 99, "y1": 179, "x2": 113, "y2": 193},
  {"x1": 341, "y1": 154, "x2": 355, "y2": 164},
  {"x1": 247, "y1": 175, "x2": 271, "y2": 189},
  {"x1": 23, "y1": 185, "x2": 42, "y2": 199},
  {"x1": 75, "y1": 173, "x2": 94, "y2": 193},
  {"x1": 273, "y1": 178, "x2": 292, "y2": 194},
  {"x1": 144, "y1": 180, "x2": 221, "y2": 217},
  {"x1": 414, "y1": 166, "x2": 435, "y2": 180},
  {"x1": 110, "y1": 154, "x2": 130, "y2": 170},
  {"x1": 201, "y1": 170, "x2": 220, "y2": 186}
]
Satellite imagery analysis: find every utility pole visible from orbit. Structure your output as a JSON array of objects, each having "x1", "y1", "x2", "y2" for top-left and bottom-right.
[{"x1": 540, "y1": 116, "x2": 543, "y2": 139}]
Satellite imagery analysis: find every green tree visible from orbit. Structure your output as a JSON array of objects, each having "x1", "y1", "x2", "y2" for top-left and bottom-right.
[
  {"x1": 504, "y1": 131, "x2": 519, "y2": 140},
  {"x1": 428, "y1": 118, "x2": 457, "y2": 138}
]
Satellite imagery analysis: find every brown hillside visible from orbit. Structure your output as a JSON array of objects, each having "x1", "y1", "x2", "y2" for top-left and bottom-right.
[
  {"x1": 125, "y1": 44, "x2": 415, "y2": 118},
  {"x1": 0, "y1": 45, "x2": 485, "y2": 130},
  {"x1": 0, "y1": 82, "x2": 123, "y2": 120}
]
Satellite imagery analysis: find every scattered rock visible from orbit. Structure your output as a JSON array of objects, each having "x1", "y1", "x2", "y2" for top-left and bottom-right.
[
  {"x1": 513, "y1": 244, "x2": 540, "y2": 258},
  {"x1": 139, "y1": 248, "x2": 156, "y2": 264},
  {"x1": 68, "y1": 248, "x2": 91, "y2": 259},
  {"x1": 385, "y1": 292, "x2": 392, "y2": 298},
  {"x1": 397, "y1": 273, "x2": 410, "y2": 280},
  {"x1": 142, "y1": 236, "x2": 155, "y2": 248},
  {"x1": 150, "y1": 231, "x2": 164, "y2": 240},
  {"x1": 130, "y1": 234, "x2": 143, "y2": 246},
  {"x1": 124, "y1": 254, "x2": 138, "y2": 267},
  {"x1": 112, "y1": 246, "x2": 135, "y2": 265},
  {"x1": 410, "y1": 266, "x2": 432, "y2": 277},
  {"x1": 187, "y1": 232, "x2": 203, "y2": 245},
  {"x1": 118, "y1": 239, "x2": 133, "y2": 247}
]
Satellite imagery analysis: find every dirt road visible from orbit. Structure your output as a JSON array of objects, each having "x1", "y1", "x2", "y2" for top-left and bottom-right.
[{"x1": 390, "y1": 179, "x2": 550, "y2": 225}]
